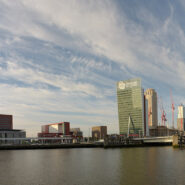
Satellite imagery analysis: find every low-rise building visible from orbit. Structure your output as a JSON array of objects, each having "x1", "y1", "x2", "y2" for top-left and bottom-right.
[
  {"x1": 70, "y1": 128, "x2": 83, "y2": 137},
  {"x1": 38, "y1": 122, "x2": 70, "y2": 137},
  {"x1": 149, "y1": 126, "x2": 178, "y2": 137},
  {"x1": 92, "y1": 126, "x2": 107, "y2": 140},
  {"x1": 0, "y1": 129, "x2": 26, "y2": 144},
  {"x1": 0, "y1": 114, "x2": 26, "y2": 144}
]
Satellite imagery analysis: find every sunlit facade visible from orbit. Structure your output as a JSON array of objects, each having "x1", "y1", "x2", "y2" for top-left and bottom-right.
[
  {"x1": 177, "y1": 105, "x2": 185, "y2": 131},
  {"x1": 144, "y1": 89, "x2": 158, "y2": 128},
  {"x1": 117, "y1": 78, "x2": 147, "y2": 136}
]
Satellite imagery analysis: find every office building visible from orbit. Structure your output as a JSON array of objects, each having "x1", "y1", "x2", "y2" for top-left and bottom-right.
[
  {"x1": 38, "y1": 122, "x2": 70, "y2": 137},
  {"x1": 0, "y1": 114, "x2": 26, "y2": 144},
  {"x1": 177, "y1": 105, "x2": 185, "y2": 131},
  {"x1": 0, "y1": 129, "x2": 26, "y2": 144},
  {"x1": 0, "y1": 114, "x2": 13, "y2": 130},
  {"x1": 117, "y1": 78, "x2": 148, "y2": 137},
  {"x1": 92, "y1": 126, "x2": 107, "y2": 140},
  {"x1": 144, "y1": 89, "x2": 158, "y2": 128}
]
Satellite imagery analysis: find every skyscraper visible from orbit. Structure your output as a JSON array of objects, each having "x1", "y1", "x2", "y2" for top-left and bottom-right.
[
  {"x1": 144, "y1": 89, "x2": 158, "y2": 129},
  {"x1": 117, "y1": 78, "x2": 147, "y2": 136},
  {"x1": 177, "y1": 104, "x2": 185, "y2": 131}
]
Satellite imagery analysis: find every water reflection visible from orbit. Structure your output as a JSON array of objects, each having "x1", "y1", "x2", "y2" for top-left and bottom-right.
[
  {"x1": 119, "y1": 147, "x2": 185, "y2": 185},
  {"x1": 0, "y1": 147, "x2": 184, "y2": 185}
]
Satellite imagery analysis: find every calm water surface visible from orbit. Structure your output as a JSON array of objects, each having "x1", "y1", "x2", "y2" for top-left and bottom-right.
[{"x1": 0, "y1": 147, "x2": 184, "y2": 185}]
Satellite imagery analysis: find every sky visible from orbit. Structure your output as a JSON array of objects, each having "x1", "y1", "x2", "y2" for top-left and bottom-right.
[{"x1": 1, "y1": 0, "x2": 185, "y2": 136}]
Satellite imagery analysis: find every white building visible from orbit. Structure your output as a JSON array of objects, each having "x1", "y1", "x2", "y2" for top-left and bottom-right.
[{"x1": 177, "y1": 104, "x2": 185, "y2": 131}]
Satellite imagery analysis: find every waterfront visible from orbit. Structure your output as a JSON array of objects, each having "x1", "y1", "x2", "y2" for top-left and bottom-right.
[{"x1": 0, "y1": 147, "x2": 184, "y2": 185}]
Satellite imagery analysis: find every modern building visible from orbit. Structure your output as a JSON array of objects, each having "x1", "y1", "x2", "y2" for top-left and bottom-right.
[
  {"x1": 0, "y1": 114, "x2": 26, "y2": 144},
  {"x1": 177, "y1": 105, "x2": 185, "y2": 131},
  {"x1": 0, "y1": 114, "x2": 13, "y2": 130},
  {"x1": 38, "y1": 122, "x2": 70, "y2": 137},
  {"x1": 92, "y1": 126, "x2": 107, "y2": 140},
  {"x1": 117, "y1": 78, "x2": 148, "y2": 137},
  {"x1": 0, "y1": 129, "x2": 26, "y2": 144},
  {"x1": 144, "y1": 89, "x2": 158, "y2": 129}
]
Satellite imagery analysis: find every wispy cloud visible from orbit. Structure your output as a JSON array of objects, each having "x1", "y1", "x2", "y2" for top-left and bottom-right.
[{"x1": 1, "y1": 0, "x2": 185, "y2": 134}]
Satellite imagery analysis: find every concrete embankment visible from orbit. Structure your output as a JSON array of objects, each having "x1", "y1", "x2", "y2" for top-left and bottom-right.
[
  {"x1": 0, "y1": 143, "x2": 103, "y2": 150},
  {"x1": 1, "y1": 135, "x2": 182, "y2": 150},
  {"x1": 0, "y1": 142, "x2": 172, "y2": 150},
  {"x1": 104, "y1": 142, "x2": 172, "y2": 148}
]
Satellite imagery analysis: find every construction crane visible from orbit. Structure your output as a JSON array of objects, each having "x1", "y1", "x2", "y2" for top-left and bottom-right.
[
  {"x1": 159, "y1": 97, "x2": 167, "y2": 126},
  {"x1": 170, "y1": 90, "x2": 175, "y2": 128},
  {"x1": 162, "y1": 110, "x2": 167, "y2": 126}
]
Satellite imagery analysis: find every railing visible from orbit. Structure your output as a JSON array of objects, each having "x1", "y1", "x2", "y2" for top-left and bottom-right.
[
  {"x1": 104, "y1": 135, "x2": 143, "y2": 146},
  {"x1": 0, "y1": 137, "x2": 73, "y2": 145},
  {"x1": 178, "y1": 135, "x2": 185, "y2": 148}
]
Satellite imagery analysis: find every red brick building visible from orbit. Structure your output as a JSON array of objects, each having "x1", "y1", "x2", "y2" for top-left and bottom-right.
[{"x1": 0, "y1": 114, "x2": 13, "y2": 130}]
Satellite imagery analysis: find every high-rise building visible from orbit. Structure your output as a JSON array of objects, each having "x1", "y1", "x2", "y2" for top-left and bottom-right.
[
  {"x1": 0, "y1": 114, "x2": 13, "y2": 130},
  {"x1": 117, "y1": 78, "x2": 148, "y2": 136},
  {"x1": 177, "y1": 105, "x2": 185, "y2": 131},
  {"x1": 92, "y1": 126, "x2": 107, "y2": 140},
  {"x1": 144, "y1": 89, "x2": 158, "y2": 128}
]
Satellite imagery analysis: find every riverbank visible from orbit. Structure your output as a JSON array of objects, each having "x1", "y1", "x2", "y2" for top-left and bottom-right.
[
  {"x1": 0, "y1": 142, "x2": 174, "y2": 150},
  {"x1": 0, "y1": 143, "x2": 104, "y2": 150}
]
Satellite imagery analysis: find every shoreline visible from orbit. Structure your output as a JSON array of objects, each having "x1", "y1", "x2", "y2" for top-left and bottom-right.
[{"x1": 0, "y1": 142, "x2": 174, "y2": 150}]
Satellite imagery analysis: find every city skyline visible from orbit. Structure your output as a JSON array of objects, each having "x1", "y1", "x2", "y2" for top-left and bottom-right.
[{"x1": 1, "y1": 0, "x2": 185, "y2": 136}]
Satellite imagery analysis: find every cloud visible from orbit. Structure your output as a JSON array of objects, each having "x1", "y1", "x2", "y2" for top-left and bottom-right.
[
  {"x1": 7, "y1": 0, "x2": 184, "y2": 88},
  {"x1": 1, "y1": 0, "x2": 185, "y2": 134}
]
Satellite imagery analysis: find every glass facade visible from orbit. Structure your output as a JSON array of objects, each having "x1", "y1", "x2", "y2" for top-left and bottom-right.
[{"x1": 117, "y1": 78, "x2": 144, "y2": 135}]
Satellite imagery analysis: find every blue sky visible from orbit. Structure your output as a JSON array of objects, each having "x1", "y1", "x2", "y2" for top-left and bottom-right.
[{"x1": 0, "y1": 0, "x2": 185, "y2": 136}]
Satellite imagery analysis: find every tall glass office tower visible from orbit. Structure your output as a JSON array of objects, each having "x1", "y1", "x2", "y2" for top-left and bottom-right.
[{"x1": 117, "y1": 78, "x2": 146, "y2": 136}]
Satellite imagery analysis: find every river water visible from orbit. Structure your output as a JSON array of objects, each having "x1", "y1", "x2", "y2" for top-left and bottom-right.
[{"x1": 0, "y1": 147, "x2": 184, "y2": 185}]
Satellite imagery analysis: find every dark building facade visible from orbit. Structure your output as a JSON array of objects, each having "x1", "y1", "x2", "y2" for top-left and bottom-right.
[
  {"x1": 0, "y1": 114, "x2": 13, "y2": 130},
  {"x1": 149, "y1": 126, "x2": 178, "y2": 137},
  {"x1": 70, "y1": 128, "x2": 83, "y2": 137}
]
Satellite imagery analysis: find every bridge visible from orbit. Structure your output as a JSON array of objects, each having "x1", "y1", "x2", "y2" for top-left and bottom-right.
[
  {"x1": 104, "y1": 135, "x2": 174, "y2": 147},
  {"x1": 134, "y1": 136, "x2": 173, "y2": 144}
]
